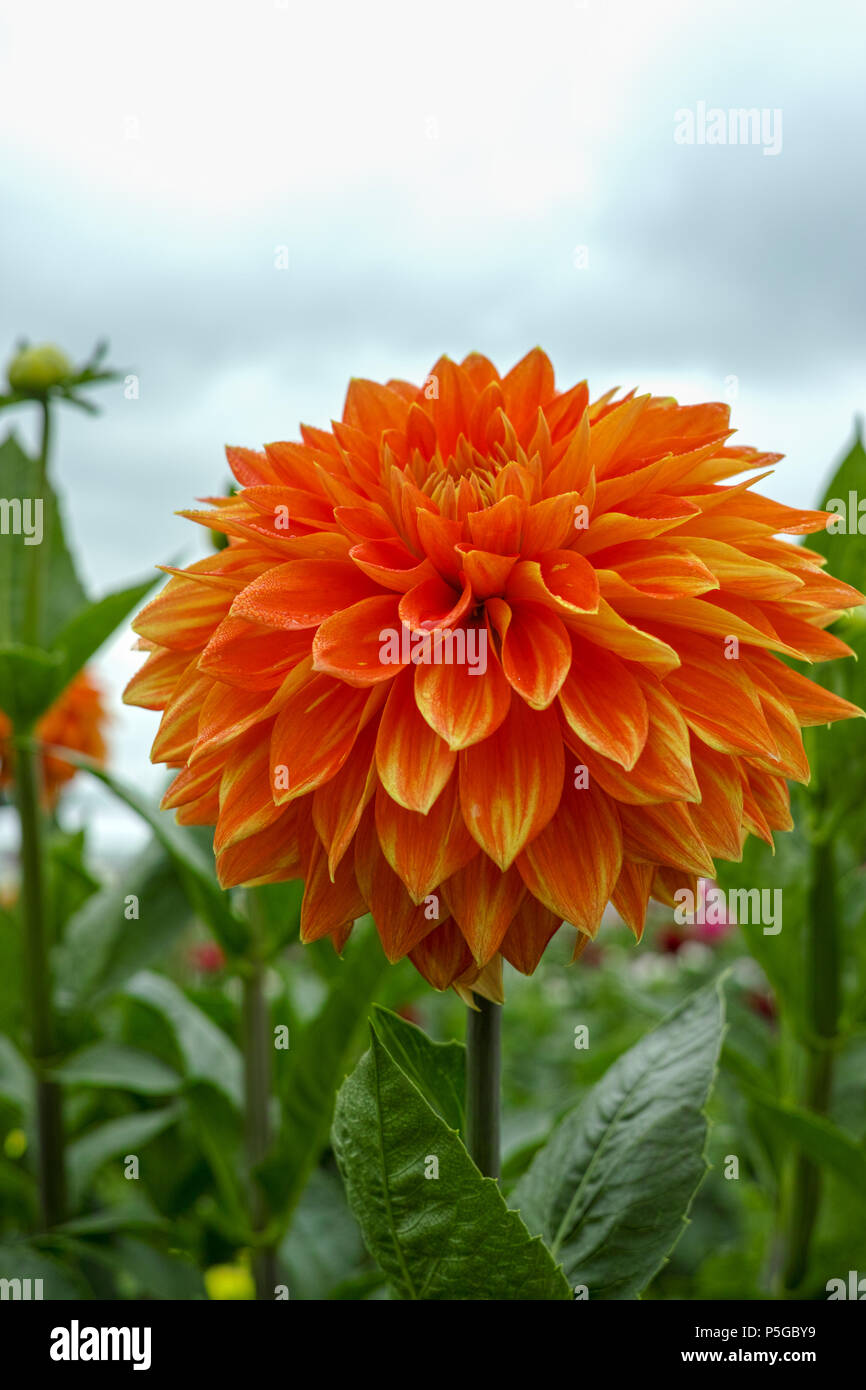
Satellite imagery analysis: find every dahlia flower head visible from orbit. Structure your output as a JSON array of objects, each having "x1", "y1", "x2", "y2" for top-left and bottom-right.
[
  {"x1": 125, "y1": 350, "x2": 862, "y2": 998},
  {"x1": 1, "y1": 671, "x2": 107, "y2": 806}
]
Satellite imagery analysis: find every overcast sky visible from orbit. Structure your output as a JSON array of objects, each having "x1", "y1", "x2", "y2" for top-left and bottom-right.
[{"x1": 1, "y1": 0, "x2": 864, "y2": 857}]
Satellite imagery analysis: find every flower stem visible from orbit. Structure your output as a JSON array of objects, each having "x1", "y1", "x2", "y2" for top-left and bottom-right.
[
  {"x1": 25, "y1": 399, "x2": 52, "y2": 641},
  {"x1": 241, "y1": 953, "x2": 277, "y2": 1299},
  {"x1": 465, "y1": 995, "x2": 501, "y2": 1179},
  {"x1": 782, "y1": 830, "x2": 838, "y2": 1291},
  {"x1": 15, "y1": 737, "x2": 66, "y2": 1227}
]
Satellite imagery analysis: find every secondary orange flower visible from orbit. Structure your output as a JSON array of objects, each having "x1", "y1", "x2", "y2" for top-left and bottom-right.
[
  {"x1": 125, "y1": 351, "x2": 862, "y2": 996},
  {"x1": 1, "y1": 670, "x2": 107, "y2": 806}
]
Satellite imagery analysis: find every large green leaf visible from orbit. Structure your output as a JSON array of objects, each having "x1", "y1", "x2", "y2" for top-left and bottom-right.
[
  {"x1": 370, "y1": 1005, "x2": 465, "y2": 1134},
  {"x1": 123, "y1": 971, "x2": 244, "y2": 1109},
  {"x1": 332, "y1": 1028, "x2": 571, "y2": 1301},
  {"x1": 49, "y1": 1043, "x2": 183, "y2": 1096},
  {"x1": 257, "y1": 917, "x2": 389, "y2": 1221},
  {"x1": 512, "y1": 979, "x2": 725, "y2": 1299}
]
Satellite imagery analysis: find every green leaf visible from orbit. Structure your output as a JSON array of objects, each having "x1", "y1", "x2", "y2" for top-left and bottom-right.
[
  {"x1": 512, "y1": 978, "x2": 726, "y2": 1300},
  {"x1": 52, "y1": 756, "x2": 250, "y2": 956},
  {"x1": 257, "y1": 917, "x2": 389, "y2": 1221},
  {"x1": 747, "y1": 1094, "x2": 866, "y2": 1209},
  {"x1": 809, "y1": 423, "x2": 866, "y2": 590},
  {"x1": 370, "y1": 1005, "x2": 465, "y2": 1134},
  {"x1": 0, "y1": 643, "x2": 63, "y2": 726},
  {"x1": 278, "y1": 1168, "x2": 366, "y2": 1300},
  {"x1": 123, "y1": 971, "x2": 244, "y2": 1109},
  {"x1": 0, "y1": 432, "x2": 88, "y2": 650},
  {"x1": 332, "y1": 1028, "x2": 571, "y2": 1301},
  {"x1": 49, "y1": 1043, "x2": 183, "y2": 1096},
  {"x1": 54, "y1": 839, "x2": 194, "y2": 1012},
  {"x1": 67, "y1": 1105, "x2": 182, "y2": 1204}
]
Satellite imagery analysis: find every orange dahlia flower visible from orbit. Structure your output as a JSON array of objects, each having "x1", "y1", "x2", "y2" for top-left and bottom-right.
[
  {"x1": 124, "y1": 351, "x2": 862, "y2": 996},
  {"x1": 1, "y1": 670, "x2": 107, "y2": 806}
]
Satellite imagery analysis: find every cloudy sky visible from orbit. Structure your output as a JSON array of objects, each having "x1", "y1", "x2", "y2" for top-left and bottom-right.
[{"x1": 1, "y1": 0, "x2": 864, "y2": 855}]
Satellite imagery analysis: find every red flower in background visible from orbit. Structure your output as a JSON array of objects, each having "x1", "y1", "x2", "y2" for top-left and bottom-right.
[{"x1": 1, "y1": 670, "x2": 107, "y2": 806}]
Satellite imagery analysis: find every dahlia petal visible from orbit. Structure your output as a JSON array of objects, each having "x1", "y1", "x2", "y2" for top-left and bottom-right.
[
  {"x1": 375, "y1": 669, "x2": 455, "y2": 812},
  {"x1": 415, "y1": 509, "x2": 462, "y2": 583},
  {"x1": 134, "y1": 575, "x2": 234, "y2": 651},
  {"x1": 215, "y1": 804, "x2": 303, "y2": 888},
  {"x1": 611, "y1": 860, "x2": 655, "y2": 939},
  {"x1": 300, "y1": 834, "x2": 366, "y2": 944},
  {"x1": 500, "y1": 348, "x2": 555, "y2": 439},
  {"x1": 414, "y1": 638, "x2": 511, "y2": 750},
  {"x1": 408, "y1": 918, "x2": 473, "y2": 991},
  {"x1": 521, "y1": 493, "x2": 585, "y2": 556},
  {"x1": 270, "y1": 674, "x2": 370, "y2": 802},
  {"x1": 517, "y1": 781, "x2": 622, "y2": 936},
  {"x1": 558, "y1": 637, "x2": 649, "y2": 769},
  {"x1": 442, "y1": 857, "x2": 525, "y2": 966},
  {"x1": 312, "y1": 594, "x2": 403, "y2": 686},
  {"x1": 353, "y1": 809, "x2": 439, "y2": 961},
  {"x1": 151, "y1": 666, "x2": 215, "y2": 764},
  {"x1": 342, "y1": 378, "x2": 411, "y2": 437},
  {"x1": 619, "y1": 801, "x2": 715, "y2": 879},
  {"x1": 398, "y1": 575, "x2": 472, "y2": 632},
  {"x1": 459, "y1": 699, "x2": 564, "y2": 870},
  {"x1": 231, "y1": 560, "x2": 381, "y2": 630},
  {"x1": 457, "y1": 547, "x2": 519, "y2": 599},
  {"x1": 507, "y1": 550, "x2": 600, "y2": 616},
  {"x1": 215, "y1": 726, "x2": 283, "y2": 852},
  {"x1": 487, "y1": 598, "x2": 571, "y2": 709},
  {"x1": 349, "y1": 539, "x2": 437, "y2": 593},
  {"x1": 746, "y1": 652, "x2": 864, "y2": 726},
  {"x1": 564, "y1": 598, "x2": 680, "y2": 676},
  {"x1": 199, "y1": 617, "x2": 313, "y2": 691},
  {"x1": 123, "y1": 648, "x2": 194, "y2": 710},
  {"x1": 499, "y1": 897, "x2": 562, "y2": 974},
  {"x1": 592, "y1": 539, "x2": 719, "y2": 599},
  {"x1": 689, "y1": 741, "x2": 744, "y2": 861},
  {"x1": 313, "y1": 717, "x2": 378, "y2": 876},
  {"x1": 467, "y1": 495, "x2": 526, "y2": 554},
  {"x1": 374, "y1": 777, "x2": 476, "y2": 903}
]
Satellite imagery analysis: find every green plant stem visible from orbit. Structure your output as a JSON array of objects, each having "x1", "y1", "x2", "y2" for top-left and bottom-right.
[
  {"x1": 465, "y1": 995, "x2": 501, "y2": 1179},
  {"x1": 15, "y1": 737, "x2": 66, "y2": 1228},
  {"x1": 782, "y1": 831, "x2": 839, "y2": 1291},
  {"x1": 242, "y1": 958, "x2": 277, "y2": 1299},
  {"x1": 24, "y1": 399, "x2": 51, "y2": 641}
]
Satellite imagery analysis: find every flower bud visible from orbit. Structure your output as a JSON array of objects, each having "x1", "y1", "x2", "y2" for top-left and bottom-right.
[{"x1": 7, "y1": 343, "x2": 73, "y2": 392}]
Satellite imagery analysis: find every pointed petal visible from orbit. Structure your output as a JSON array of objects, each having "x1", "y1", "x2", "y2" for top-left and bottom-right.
[
  {"x1": 375, "y1": 668, "x2": 455, "y2": 812},
  {"x1": 442, "y1": 857, "x2": 525, "y2": 966},
  {"x1": 517, "y1": 782, "x2": 622, "y2": 935},
  {"x1": 459, "y1": 699, "x2": 564, "y2": 869},
  {"x1": 558, "y1": 637, "x2": 648, "y2": 769}
]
